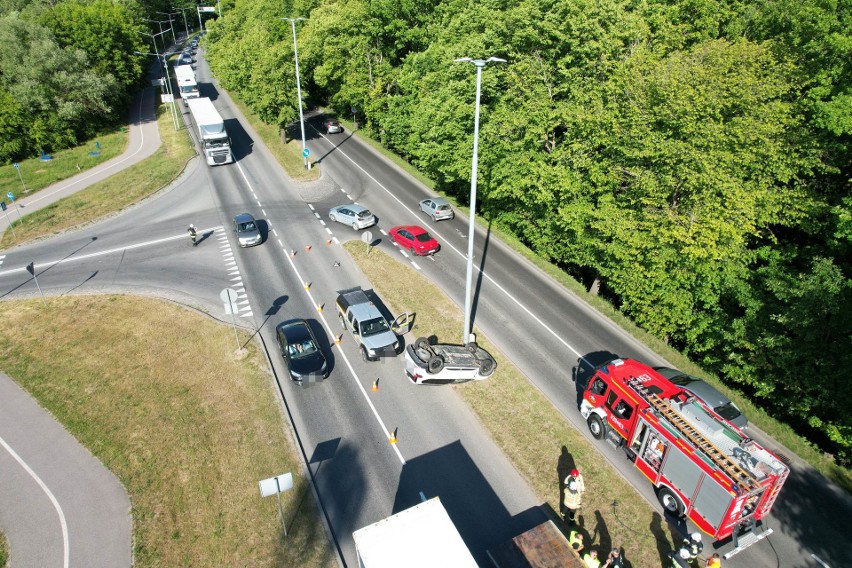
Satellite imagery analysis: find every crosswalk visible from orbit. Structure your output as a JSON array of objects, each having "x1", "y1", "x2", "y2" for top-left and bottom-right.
[{"x1": 218, "y1": 232, "x2": 253, "y2": 318}]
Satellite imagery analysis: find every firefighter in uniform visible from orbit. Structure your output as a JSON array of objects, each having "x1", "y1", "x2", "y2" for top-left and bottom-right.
[
  {"x1": 562, "y1": 468, "x2": 585, "y2": 523},
  {"x1": 582, "y1": 549, "x2": 601, "y2": 568},
  {"x1": 670, "y1": 546, "x2": 692, "y2": 568},
  {"x1": 683, "y1": 532, "x2": 703, "y2": 562}
]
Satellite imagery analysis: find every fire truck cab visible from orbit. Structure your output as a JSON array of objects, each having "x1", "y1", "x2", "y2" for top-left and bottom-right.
[{"x1": 579, "y1": 358, "x2": 788, "y2": 557}]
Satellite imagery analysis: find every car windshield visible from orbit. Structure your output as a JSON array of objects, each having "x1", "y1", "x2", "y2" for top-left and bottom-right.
[
  {"x1": 238, "y1": 221, "x2": 256, "y2": 231},
  {"x1": 289, "y1": 339, "x2": 317, "y2": 359},
  {"x1": 360, "y1": 317, "x2": 390, "y2": 337},
  {"x1": 714, "y1": 401, "x2": 742, "y2": 421},
  {"x1": 415, "y1": 233, "x2": 433, "y2": 243}
]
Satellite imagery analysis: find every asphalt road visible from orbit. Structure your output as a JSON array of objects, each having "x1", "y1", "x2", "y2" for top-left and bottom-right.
[
  {"x1": 0, "y1": 47, "x2": 849, "y2": 568},
  {"x1": 0, "y1": 373, "x2": 132, "y2": 568}
]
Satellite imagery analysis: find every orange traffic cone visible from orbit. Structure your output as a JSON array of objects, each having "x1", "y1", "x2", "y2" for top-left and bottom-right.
[
  {"x1": 305, "y1": 244, "x2": 312, "y2": 252},
  {"x1": 317, "y1": 303, "x2": 324, "y2": 313},
  {"x1": 389, "y1": 427, "x2": 398, "y2": 444},
  {"x1": 326, "y1": 238, "x2": 333, "y2": 245},
  {"x1": 335, "y1": 333, "x2": 343, "y2": 344},
  {"x1": 371, "y1": 378, "x2": 379, "y2": 392}
]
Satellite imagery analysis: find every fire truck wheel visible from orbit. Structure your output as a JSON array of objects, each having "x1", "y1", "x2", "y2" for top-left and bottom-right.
[
  {"x1": 657, "y1": 486, "x2": 685, "y2": 517},
  {"x1": 587, "y1": 414, "x2": 606, "y2": 439}
]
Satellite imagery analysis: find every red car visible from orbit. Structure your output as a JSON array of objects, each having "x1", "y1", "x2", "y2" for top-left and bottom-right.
[{"x1": 389, "y1": 225, "x2": 440, "y2": 256}]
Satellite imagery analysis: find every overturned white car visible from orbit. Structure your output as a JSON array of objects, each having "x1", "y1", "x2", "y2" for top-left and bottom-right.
[{"x1": 404, "y1": 337, "x2": 497, "y2": 385}]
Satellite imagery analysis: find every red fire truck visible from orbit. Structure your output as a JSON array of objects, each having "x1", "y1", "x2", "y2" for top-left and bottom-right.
[{"x1": 579, "y1": 358, "x2": 788, "y2": 557}]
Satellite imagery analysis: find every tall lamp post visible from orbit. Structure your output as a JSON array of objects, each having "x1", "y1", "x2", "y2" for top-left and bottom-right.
[
  {"x1": 172, "y1": 7, "x2": 191, "y2": 37},
  {"x1": 283, "y1": 17, "x2": 308, "y2": 169},
  {"x1": 156, "y1": 12, "x2": 179, "y2": 43},
  {"x1": 136, "y1": 49, "x2": 180, "y2": 131},
  {"x1": 455, "y1": 56, "x2": 506, "y2": 345}
]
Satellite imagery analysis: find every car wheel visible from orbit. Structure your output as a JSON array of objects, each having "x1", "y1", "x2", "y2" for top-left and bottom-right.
[
  {"x1": 657, "y1": 487, "x2": 685, "y2": 517},
  {"x1": 426, "y1": 355, "x2": 444, "y2": 374},
  {"x1": 409, "y1": 247, "x2": 417, "y2": 256},
  {"x1": 329, "y1": 213, "x2": 337, "y2": 223},
  {"x1": 360, "y1": 345, "x2": 372, "y2": 362},
  {"x1": 465, "y1": 342, "x2": 478, "y2": 353},
  {"x1": 587, "y1": 414, "x2": 606, "y2": 440},
  {"x1": 352, "y1": 222, "x2": 359, "y2": 230},
  {"x1": 414, "y1": 337, "x2": 430, "y2": 351},
  {"x1": 479, "y1": 358, "x2": 496, "y2": 376}
]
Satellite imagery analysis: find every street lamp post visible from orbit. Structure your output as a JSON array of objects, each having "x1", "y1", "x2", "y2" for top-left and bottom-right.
[
  {"x1": 283, "y1": 17, "x2": 308, "y2": 169},
  {"x1": 455, "y1": 56, "x2": 506, "y2": 345},
  {"x1": 172, "y1": 7, "x2": 191, "y2": 37},
  {"x1": 156, "y1": 12, "x2": 178, "y2": 43},
  {"x1": 136, "y1": 49, "x2": 180, "y2": 131}
]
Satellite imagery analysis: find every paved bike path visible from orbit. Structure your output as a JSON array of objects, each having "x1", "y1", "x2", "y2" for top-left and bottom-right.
[
  {"x1": 0, "y1": 84, "x2": 162, "y2": 235},
  {"x1": 0, "y1": 373, "x2": 132, "y2": 568}
]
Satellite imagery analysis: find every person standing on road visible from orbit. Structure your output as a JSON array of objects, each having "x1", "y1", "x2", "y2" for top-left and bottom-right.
[
  {"x1": 188, "y1": 224, "x2": 197, "y2": 246},
  {"x1": 562, "y1": 467, "x2": 586, "y2": 523}
]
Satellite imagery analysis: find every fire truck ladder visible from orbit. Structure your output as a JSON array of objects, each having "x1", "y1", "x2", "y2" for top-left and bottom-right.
[{"x1": 626, "y1": 378, "x2": 758, "y2": 491}]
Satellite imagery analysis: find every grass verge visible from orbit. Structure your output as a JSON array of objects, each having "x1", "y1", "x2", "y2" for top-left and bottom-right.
[
  {"x1": 0, "y1": 295, "x2": 336, "y2": 567},
  {"x1": 0, "y1": 530, "x2": 7, "y2": 568},
  {"x1": 227, "y1": 96, "x2": 320, "y2": 182},
  {"x1": 344, "y1": 241, "x2": 674, "y2": 566},
  {"x1": 0, "y1": 128, "x2": 128, "y2": 198},
  {"x1": 336, "y1": 125, "x2": 852, "y2": 493},
  {"x1": 0, "y1": 105, "x2": 193, "y2": 250}
]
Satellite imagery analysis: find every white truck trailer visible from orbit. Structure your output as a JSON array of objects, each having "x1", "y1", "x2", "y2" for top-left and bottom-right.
[
  {"x1": 353, "y1": 497, "x2": 477, "y2": 568},
  {"x1": 185, "y1": 97, "x2": 233, "y2": 165},
  {"x1": 174, "y1": 64, "x2": 199, "y2": 105}
]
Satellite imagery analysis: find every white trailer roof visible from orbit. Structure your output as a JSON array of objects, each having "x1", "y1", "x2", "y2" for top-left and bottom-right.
[
  {"x1": 174, "y1": 64, "x2": 195, "y2": 83},
  {"x1": 185, "y1": 97, "x2": 225, "y2": 135},
  {"x1": 353, "y1": 498, "x2": 477, "y2": 568}
]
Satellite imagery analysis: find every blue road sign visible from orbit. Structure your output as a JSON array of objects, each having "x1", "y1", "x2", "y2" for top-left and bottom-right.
[
  {"x1": 13, "y1": 162, "x2": 19, "y2": 169},
  {"x1": 1, "y1": 201, "x2": 6, "y2": 211},
  {"x1": 301, "y1": 148, "x2": 310, "y2": 158},
  {"x1": 7, "y1": 192, "x2": 14, "y2": 202}
]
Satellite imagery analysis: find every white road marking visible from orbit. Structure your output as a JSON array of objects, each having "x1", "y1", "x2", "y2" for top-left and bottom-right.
[
  {"x1": 319, "y1": 220, "x2": 326, "y2": 226},
  {"x1": 332, "y1": 237, "x2": 340, "y2": 245},
  {"x1": 411, "y1": 262, "x2": 421, "y2": 271},
  {"x1": 273, "y1": 229, "x2": 279, "y2": 238},
  {"x1": 0, "y1": 228, "x2": 224, "y2": 277},
  {"x1": 316, "y1": 131, "x2": 585, "y2": 360},
  {"x1": 0, "y1": 434, "x2": 70, "y2": 568},
  {"x1": 325, "y1": 227, "x2": 333, "y2": 235},
  {"x1": 274, "y1": 231, "x2": 405, "y2": 464},
  {"x1": 314, "y1": 212, "x2": 321, "y2": 219},
  {"x1": 308, "y1": 203, "x2": 316, "y2": 211}
]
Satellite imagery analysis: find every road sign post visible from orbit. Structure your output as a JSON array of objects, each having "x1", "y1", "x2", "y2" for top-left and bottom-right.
[
  {"x1": 361, "y1": 230, "x2": 373, "y2": 254},
  {"x1": 1, "y1": 201, "x2": 16, "y2": 240},
  {"x1": 13, "y1": 162, "x2": 28, "y2": 194},
  {"x1": 259, "y1": 472, "x2": 293, "y2": 538},
  {"x1": 26, "y1": 262, "x2": 47, "y2": 307},
  {"x1": 220, "y1": 287, "x2": 241, "y2": 350}
]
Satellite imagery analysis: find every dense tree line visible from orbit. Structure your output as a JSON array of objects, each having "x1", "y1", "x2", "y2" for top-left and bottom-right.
[
  {"x1": 213, "y1": 0, "x2": 850, "y2": 464},
  {"x1": 0, "y1": 0, "x2": 204, "y2": 163}
]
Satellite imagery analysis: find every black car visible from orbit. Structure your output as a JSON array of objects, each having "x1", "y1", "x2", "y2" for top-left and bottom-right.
[{"x1": 275, "y1": 319, "x2": 328, "y2": 383}]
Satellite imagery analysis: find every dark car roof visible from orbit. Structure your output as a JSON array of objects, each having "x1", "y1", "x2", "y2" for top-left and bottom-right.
[{"x1": 277, "y1": 319, "x2": 311, "y2": 343}]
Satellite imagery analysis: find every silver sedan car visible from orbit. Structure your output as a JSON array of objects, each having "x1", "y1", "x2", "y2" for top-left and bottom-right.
[
  {"x1": 419, "y1": 197, "x2": 454, "y2": 221},
  {"x1": 234, "y1": 213, "x2": 262, "y2": 247},
  {"x1": 328, "y1": 203, "x2": 376, "y2": 230}
]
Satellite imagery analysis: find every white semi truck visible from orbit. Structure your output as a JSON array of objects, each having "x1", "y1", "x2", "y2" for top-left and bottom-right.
[
  {"x1": 185, "y1": 97, "x2": 233, "y2": 166},
  {"x1": 174, "y1": 64, "x2": 199, "y2": 105}
]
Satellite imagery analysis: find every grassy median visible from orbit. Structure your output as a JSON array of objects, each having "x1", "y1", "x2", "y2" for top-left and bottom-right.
[
  {"x1": 0, "y1": 104, "x2": 193, "y2": 250},
  {"x1": 344, "y1": 241, "x2": 675, "y2": 566},
  {"x1": 0, "y1": 531, "x2": 7, "y2": 568},
  {"x1": 0, "y1": 296, "x2": 336, "y2": 567}
]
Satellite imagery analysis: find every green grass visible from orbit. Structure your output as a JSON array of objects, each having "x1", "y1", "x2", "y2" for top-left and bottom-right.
[
  {"x1": 0, "y1": 104, "x2": 194, "y2": 250},
  {"x1": 0, "y1": 296, "x2": 336, "y2": 567},
  {"x1": 227, "y1": 96, "x2": 320, "y2": 182},
  {"x1": 344, "y1": 241, "x2": 674, "y2": 566},
  {"x1": 0, "y1": 530, "x2": 7, "y2": 568},
  {"x1": 0, "y1": 128, "x2": 128, "y2": 199},
  {"x1": 335, "y1": 124, "x2": 852, "y2": 494}
]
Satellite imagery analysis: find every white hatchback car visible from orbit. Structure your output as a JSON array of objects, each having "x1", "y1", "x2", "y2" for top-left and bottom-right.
[
  {"x1": 328, "y1": 203, "x2": 377, "y2": 230},
  {"x1": 419, "y1": 197, "x2": 454, "y2": 221}
]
